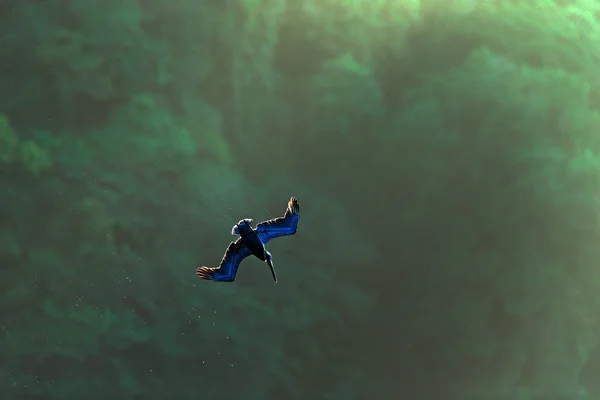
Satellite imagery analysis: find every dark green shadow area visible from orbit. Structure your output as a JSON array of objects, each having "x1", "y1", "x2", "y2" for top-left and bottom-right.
[{"x1": 1, "y1": 1, "x2": 599, "y2": 399}]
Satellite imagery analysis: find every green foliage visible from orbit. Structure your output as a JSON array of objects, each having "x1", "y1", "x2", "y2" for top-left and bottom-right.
[
  {"x1": 19, "y1": 140, "x2": 53, "y2": 174},
  {"x1": 32, "y1": 0, "x2": 156, "y2": 100},
  {"x1": 0, "y1": 229, "x2": 21, "y2": 259},
  {"x1": 294, "y1": 0, "x2": 421, "y2": 61},
  {"x1": 312, "y1": 53, "x2": 384, "y2": 124},
  {"x1": 224, "y1": 0, "x2": 289, "y2": 172},
  {"x1": 181, "y1": 99, "x2": 234, "y2": 167},
  {"x1": 370, "y1": 45, "x2": 600, "y2": 398},
  {"x1": 307, "y1": 52, "x2": 384, "y2": 143},
  {"x1": 0, "y1": 114, "x2": 18, "y2": 162},
  {"x1": 421, "y1": 0, "x2": 600, "y2": 73},
  {"x1": 2, "y1": 0, "x2": 600, "y2": 399},
  {"x1": 0, "y1": 114, "x2": 53, "y2": 173}
]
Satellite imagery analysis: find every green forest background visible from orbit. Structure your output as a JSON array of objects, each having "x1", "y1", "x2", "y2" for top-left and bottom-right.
[{"x1": 1, "y1": 0, "x2": 600, "y2": 399}]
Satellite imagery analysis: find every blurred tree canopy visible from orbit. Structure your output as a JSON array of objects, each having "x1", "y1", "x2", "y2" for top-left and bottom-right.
[{"x1": 1, "y1": 0, "x2": 600, "y2": 399}]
